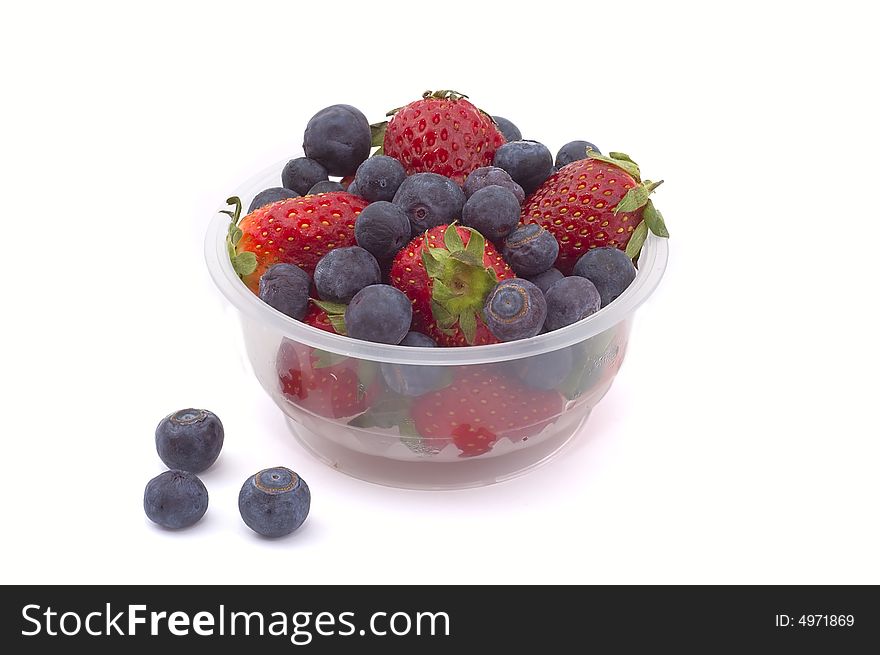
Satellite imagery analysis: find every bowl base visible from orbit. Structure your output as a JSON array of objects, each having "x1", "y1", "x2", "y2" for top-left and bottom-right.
[{"x1": 285, "y1": 413, "x2": 590, "y2": 490}]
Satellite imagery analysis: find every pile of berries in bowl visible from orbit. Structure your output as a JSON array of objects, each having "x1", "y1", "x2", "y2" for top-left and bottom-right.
[{"x1": 206, "y1": 91, "x2": 668, "y2": 489}]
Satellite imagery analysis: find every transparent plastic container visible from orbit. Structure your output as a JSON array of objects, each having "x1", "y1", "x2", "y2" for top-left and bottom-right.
[{"x1": 205, "y1": 158, "x2": 668, "y2": 489}]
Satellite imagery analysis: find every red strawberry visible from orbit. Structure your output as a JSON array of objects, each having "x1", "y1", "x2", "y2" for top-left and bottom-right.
[
  {"x1": 390, "y1": 224, "x2": 514, "y2": 346},
  {"x1": 522, "y1": 152, "x2": 668, "y2": 274},
  {"x1": 301, "y1": 302, "x2": 337, "y2": 334},
  {"x1": 276, "y1": 339, "x2": 380, "y2": 420},
  {"x1": 412, "y1": 366, "x2": 566, "y2": 457},
  {"x1": 380, "y1": 90, "x2": 505, "y2": 185},
  {"x1": 224, "y1": 192, "x2": 367, "y2": 294}
]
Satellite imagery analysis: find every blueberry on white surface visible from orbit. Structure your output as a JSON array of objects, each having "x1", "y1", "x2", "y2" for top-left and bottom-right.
[
  {"x1": 155, "y1": 408, "x2": 224, "y2": 473},
  {"x1": 144, "y1": 470, "x2": 208, "y2": 529},
  {"x1": 238, "y1": 467, "x2": 310, "y2": 538}
]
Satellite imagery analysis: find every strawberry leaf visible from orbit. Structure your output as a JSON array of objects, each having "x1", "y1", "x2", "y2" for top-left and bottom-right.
[
  {"x1": 614, "y1": 185, "x2": 650, "y2": 215},
  {"x1": 310, "y1": 299, "x2": 347, "y2": 334},
  {"x1": 313, "y1": 349, "x2": 349, "y2": 369},
  {"x1": 421, "y1": 247, "x2": 444, "y2": 278},
  {"x1": 643, "y1": 200, "x2": 670, "y2": 238},
  {"x1": 643, "y1": 179, "x2": 664, "y2": 194},
  {"x1": 431, "y1": 302, "x2": 457, "y2": 329},
  {"x1": 311, "y1": 299, "x2": 347, "y2": 315},
  {"x1": 609, "y1": 152, "x2": 636, "y2": 164},
  {"x1": 587, "y1": 151, "x2": 641, "y2": 182},
  {"x1": 444, "y1": 224, "x2": 464, "y2": 252},
  {"x1": 432, "y1": 279, "x2": 456, "y2": 303},
  {"x1": 625, "y1": 221, "x2": 649, "y2": 259},
  {"x1": 458, "y1": 311, "x2": 477, "y2": 345},
  {"x1": 357, "y1": 359, "x2": 378, "y2": 388},
  {"x1": 370, "y1": 121, "x2": 387, "y2": 148},
  {"x1": 462, "y1": 227, "x2": 485, "y2": 265},
  {"x1": 232, "y1": 252, "x2": 257, "y2": 276}
]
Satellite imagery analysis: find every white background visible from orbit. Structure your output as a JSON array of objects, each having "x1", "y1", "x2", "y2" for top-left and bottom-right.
[{"x1": 1, "y1": 0, "x2": 878, "y2": 584}]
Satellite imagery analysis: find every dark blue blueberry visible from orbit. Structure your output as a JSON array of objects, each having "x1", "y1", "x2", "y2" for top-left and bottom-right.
[
  {"x1": 555, "y1": 140, "x2": 601, "y2": 169},
  {"x1": 492, "y1": 115, "x2": 522, "y2": 142},
  {"x1": 463, "y1": 166, "x2": 525, "y2": 204},
  {"x1": 281, "y1": 157, "x2": 329, "y2": 195},
  {"x1": 380, "y1": 332, "x2": 448, "y2": 396},
  {"x1": 355, "y1": 201, "x2": 411, "y2": 260},
  {"x1": 144, "y1": 470, "x2": 208, "y2": 529},
  {"x1": 544, "y1": 276, "x2": 601, "y2": 331},
  {"x1": 345, "y1": 284, "x2": 412, "y2": 344},
  {"x1": 492, "y1": 140, "x2": 554, "y2": 195},
  {"x1": 259, "y1": 263, "x2": 311, "y2": 320},
  {"x1": 155, "y1": 409, "x2": 224, "y2": 473},
  {"x1": 238, "y1": 467, "x2": 310, "y2": 538},
  {"x1": 399, "y1": 331, "x2": 437, "y2": 347},
  {"x1": 248, "y1": 187, "x2": 299, "y2": 213},
  {"x1": 392, "y1": 172, "x2": 466, "y2": 236},
  {"x1": 313, "y1": 246, "x2": 381, "y2": 303},
  {"x1": 306, "y1": 180, "x2": 345, "y2": 195},
  {"x1": 483, "y1": 278, "x2": 547, "y2": 342},
  {"x1": 347, "y1": 181, "x2": 361, "y2": 197},
  {"x1": 354, "y1": 155, "x2": 406, "y2": 202},
  {"x1": 302, "y1": 104, "x2": 371, "y2": 176},
  {"x1": 572, "y1": 247, "x2": 637, "y2": 307},
  {"x1": 526, "y1": 267, "x2": 564, "y2": 295},
  {"x1": 502, "y1": 224, "x2": 559, "y2": 277},
  {"x1": 508, "y1": 348, "x2": 574, "y2": 390},
  {"x1": 461, "y1": 185, "x2": 521, "y2": 242}
]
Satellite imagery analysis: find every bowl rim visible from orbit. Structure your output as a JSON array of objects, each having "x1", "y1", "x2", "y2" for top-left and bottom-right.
[{"x1": 205, "y1": 158, "x2": 668, "y2": 366}]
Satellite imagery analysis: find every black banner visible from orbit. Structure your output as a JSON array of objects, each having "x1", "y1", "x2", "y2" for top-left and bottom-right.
[{"x1": 2, "y1": 586, "x2": 876, "y2": 651}]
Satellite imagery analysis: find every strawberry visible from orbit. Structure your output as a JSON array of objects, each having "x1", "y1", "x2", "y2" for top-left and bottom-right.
[
  {"x1": 411, "y1": 366, "x2": 566, "y2": 457},
  {"x1": 390, "y1": 224, "x2": 513, "y2": 346},
  {"x1": 222, "y1": 192, "x2": 367, "y2": 294},
  {"x1": 377, "y1": 90, "x2": 505, "y2": 185},
  {"x1": 276, "y1": 339, "x2": 380, "y2": 420},
  {"x1": 522, "y1": 152, "x2": 668, "y2": 274}
]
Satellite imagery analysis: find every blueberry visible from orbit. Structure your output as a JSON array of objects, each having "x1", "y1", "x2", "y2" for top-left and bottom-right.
[
  {"x1": 399, "y1": 331, "x2": 437, "y2": 347},
  {"x1": 238, "y1": 467, "x2": 310, "y2": 538},
  {"x1": 461, "y1": 185, "x2": 521, "y2": 242},
  {"x1": 355, "y1": 201, "x2": 411, "y2": 260},
  {"x1": 281, "y1": 157, "x2": 329, "y2": 195},
  {"x1": 483, "y1": 278, "x2": 547, "y2": 342},
  {"x1": 492, "y1": 115, "x2": 522, "y2": 142},
  {"x1": 144, "y1": 470, "x2": 208, "y2": 529},
  {"x1": 463, "y1": 166, "x2": 525, "y2": 204},
  {"x1": 248, "y1": 187, "x2": 299, "y2": 213},
  {"x1": 302, "y1": 104, "x2": 371, "y2": 176},
  {"x1": 508, "y1": 348, "x2": 574, "y2": 390},
  {"x1": 502, "y1": 224, "x2": 559, "y2": 277},
  {"x1": 392, "y1": 172, "x2": 466, "y2": 236},
  {"x1": 259, "y1": 263, "x2": 311, "y2": 320},
  {"x1": 354, "y1": 155, "x2": 406, "y2": 202},
  {"x1": 572, "y1": 247, "x2": 637, "y2": 307},
  {"x1": 526, "y1": 267, "x2": 564, "y2": 295},
  {"x1": 555, "y1": 140, "x2": 601, "y2": 169},
  {"x1": 155, "y1": 409, "x2": 224, "y2": 473},
  {"x1": 380, "y1": 332, "x2": 448, "y2": 396},
  {"x1": 544, "y1": 276, "x2": 601, "y2": 331},
  {"x1": 493, "y1": 140, "x2": 554, "y2": 195},
  {"x1": 306, "y1": 180, "x2": 344, "y2": 195},
  {"x1": 345, "y1": 284, "x2": 412, "y2": 344},
  {"x1": 313, "y1": 246, "x2": 381, "y2": 304},
  {"x1": 347, "y1": 181, "x2": 361, "y2": 197}
]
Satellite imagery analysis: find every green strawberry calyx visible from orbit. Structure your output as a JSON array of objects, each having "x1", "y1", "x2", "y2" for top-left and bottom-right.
[
  {"x1": 221, "y1": 196, "x2": 257, "y2": 277},
  {"x1": 585, "y1": 152, "x2": 670, "y2": 259},
  {"x1": 310, "y1": 298, "x2": 347, "y2": 336},
  {"x1": 422, "y1": 225, "x2": 498, "y2": 345}
]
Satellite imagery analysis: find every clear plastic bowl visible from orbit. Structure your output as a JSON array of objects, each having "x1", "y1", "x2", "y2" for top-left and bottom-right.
[{"x1": 205, "y1": 158, "x2": 668, "y2": 489}]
